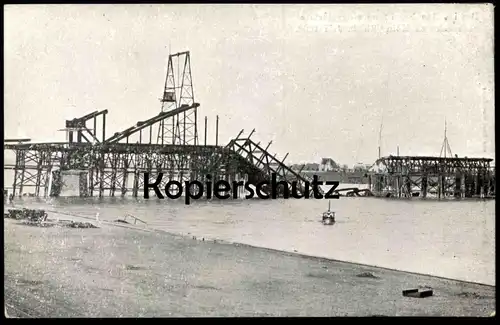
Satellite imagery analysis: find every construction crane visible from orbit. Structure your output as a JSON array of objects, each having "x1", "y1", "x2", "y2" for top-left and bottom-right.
[{"x1": 157, "y1": 51, "x2": 198, "y2": 146}]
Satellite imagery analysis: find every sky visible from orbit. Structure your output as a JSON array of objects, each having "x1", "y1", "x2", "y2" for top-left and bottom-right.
[{"x1": 4, "y1": 4, "x2": 495, "y2": 166}]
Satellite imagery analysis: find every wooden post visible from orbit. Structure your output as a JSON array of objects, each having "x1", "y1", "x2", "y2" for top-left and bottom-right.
[
  {"x1": 204, "y1": 116, "x2": 208, "y2": 146},
  {"x1": 422, "y1": 174, "x2": 427, "y2": 198},
  {"x1": 438, "y1": 176, "x2": 442, "y2": 199},
  {"x1": 215, "y1": 115, "x2": 219, "y2": 146}
]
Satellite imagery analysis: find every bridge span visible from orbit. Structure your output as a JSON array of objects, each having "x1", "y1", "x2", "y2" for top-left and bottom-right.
[{"x1": 4, "y1": 51, "x2": 323, "y2": 199}]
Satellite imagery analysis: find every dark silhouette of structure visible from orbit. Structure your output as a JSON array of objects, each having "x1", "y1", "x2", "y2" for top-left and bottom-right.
[
  {"x1": 4, "y1": 51, "x2": 321, "y2": 198},
  {"x1": 368, "y1": 156, "x2": 495, "y2": 199}
]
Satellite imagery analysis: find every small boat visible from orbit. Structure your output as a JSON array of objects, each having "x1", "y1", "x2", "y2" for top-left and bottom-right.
[{"x1": 322, "y1": 201, "x2": 336, "y2": 225}]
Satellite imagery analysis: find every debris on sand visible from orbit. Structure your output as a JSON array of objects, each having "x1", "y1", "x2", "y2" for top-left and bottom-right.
[
  {"x1": 20, "y1": 221, "x2": 57, "y2": 228},
  {"x1": 403, "y1": 288, "x2": 433, "y2": 298},
  {"x1": 125, "y1": 264, "x2": 144, "y2": 271},
  {"x1": 120, "y1": 215, "x2": 147, "y2": 226},
  {"x1": 356, "y1": 272, "x2": 379, "y2": 279},
  {"x1": 5, "y1": 208, "x2": 48, "y2": 222},
  {"x1": 13, "y1": 216, "x2": 99, "y2": 229},
  {"x1": 456, "y1": 292, "x2": 487, "y2": 299},
  {"x1": 66, "y1": 221, "x2": 98, "y2": 229}
]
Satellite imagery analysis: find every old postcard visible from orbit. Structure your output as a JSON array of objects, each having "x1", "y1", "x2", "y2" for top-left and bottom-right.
[{"x1": 3, "y1": 3, "x2": 495, "y2": 317}]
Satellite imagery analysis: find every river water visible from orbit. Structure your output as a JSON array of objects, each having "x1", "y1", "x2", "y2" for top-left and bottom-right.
[{"x1": 7, "y1": 185, "x2": 495, "y2": 286}]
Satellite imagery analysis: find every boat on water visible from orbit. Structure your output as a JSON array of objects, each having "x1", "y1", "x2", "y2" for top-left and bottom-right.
[{"x1": 322, "y1": 201, "x2": 335, "y2": 225}]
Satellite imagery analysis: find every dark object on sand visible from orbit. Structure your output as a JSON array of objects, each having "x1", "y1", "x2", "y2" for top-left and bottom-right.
[
  {"x1": 356, "y1": 272, "x2": 378, "y2": 279},
  {"x1": 67, "y1": 221, "x2": 98, "y2": 229},
  {"x1": 456, "y1": 292, "x2": 486, "y2": 299},
  {"x1": 6, "y1": 208, "x2": 48, "y2": 222},
  {"x1": 403, "y1": 288, "x2": 433, "y2": 298},
  {"x1": 117, "y1": 214, "x2": 147, "y2": 226}
]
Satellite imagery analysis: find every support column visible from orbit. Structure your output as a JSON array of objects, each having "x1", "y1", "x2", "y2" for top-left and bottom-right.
[
  {"x1": 483, "y1": 169, "x2": 490, "y2": 197},
  {"x1": 464, "y1": 173, "x2": 472, "y2": 198},
  {"x1": 132, "y1": 170, "x2": 140, "y2": 197},
  {"x1": 461, "y1": 174, "x2": 465, "y2": 198},
  {"x1": 18, "y1": 152, "x2": 26, "y2": 197},
  {"x1": 475, "y1": 172, "x2": 482, "y2": 197},
  {"x1": 405, "y1": 176, "x2": 412, "y2": 198},
  {"x1": 421, "y1": 174, "x2": 427, "y2": 198},
  {"x1": 455, "y1": 174, "x2": 462, "y2": 198},
  {"x1": 438, "y1": 176, "x2": 442, "y2": 199},
  {"x1": 99, "y1": 156, "x2": 105, "y2": 198}
]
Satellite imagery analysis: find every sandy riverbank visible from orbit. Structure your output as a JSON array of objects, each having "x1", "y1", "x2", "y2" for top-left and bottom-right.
[{"x1": 4, "y1": 212, "x2": 495, "y2": 317}]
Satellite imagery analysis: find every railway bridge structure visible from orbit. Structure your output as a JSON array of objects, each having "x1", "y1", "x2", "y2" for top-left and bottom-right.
[
  {"x1": 368, "y1": 155, "x2": 495, "y2": 199},
  {"x1": 4, "y1": 51, "x2": 493, "y2": 201},
  {"x1": 4, "y1": 51, "x2": 321, "y2": 199}
]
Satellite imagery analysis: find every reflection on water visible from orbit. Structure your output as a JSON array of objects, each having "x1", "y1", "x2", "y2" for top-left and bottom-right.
[{"x1": 8, "y1": 192, "x2": 495, "y2": 285}]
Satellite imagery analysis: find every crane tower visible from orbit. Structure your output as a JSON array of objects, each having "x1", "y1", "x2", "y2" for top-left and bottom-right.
[{"x1": 157, "y1": 51, "x2": 198, "y2": 146}]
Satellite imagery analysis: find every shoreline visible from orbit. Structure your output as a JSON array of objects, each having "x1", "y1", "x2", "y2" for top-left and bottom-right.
[
  {"x1": 9, "y1": 206, "x2": 496, "y2": 287},
  {"x1": 4, "y1": 209, "x2": 496, "y2": 317}
]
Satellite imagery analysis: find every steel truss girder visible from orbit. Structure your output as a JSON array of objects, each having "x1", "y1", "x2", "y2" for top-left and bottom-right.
[
  {"x1": 222, "y1": 129, "x2": 325, "y2": 197},
  {"x1": 105, "y1": 103, "x2": 200, "y2": 145},
  {"x1": 65, "y1": 109, "x2": 108, "y2": 144},
  {"x1": 375, "y1": 156, "x2": 493, "y2": 175},
  {"x1": 5, "y1": 143, "x2": 258, "y2": 198},
  {"x1": 370, "y1": 156, "x2": 494, "y2": 198}
]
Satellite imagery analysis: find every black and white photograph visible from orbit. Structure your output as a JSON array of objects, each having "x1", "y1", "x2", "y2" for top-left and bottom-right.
[{"x1": 3, "y1": 3, "x2": 495, "y2": 317}]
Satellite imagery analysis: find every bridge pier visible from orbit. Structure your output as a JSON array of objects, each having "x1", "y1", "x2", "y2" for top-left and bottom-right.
[
  {"x1": 421, "y1": 175, "x2": 428, "y2": 198},
  {"x1": 454, "y1": 173, "x2": 462, "y2": 198},
  {"x1": 405, "y1": 176, "x2": 412, "y2": 198}
]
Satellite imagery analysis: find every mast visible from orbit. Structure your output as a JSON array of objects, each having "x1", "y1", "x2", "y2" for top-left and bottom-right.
[
  {"x1": 439, "y1": 118, "x2": 453, "y2": 158},
  {"x1": 378, "y1": 115, "x2": 383, "y2": 159}
]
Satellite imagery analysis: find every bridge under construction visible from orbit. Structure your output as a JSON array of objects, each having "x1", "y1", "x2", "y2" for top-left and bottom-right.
[
  {"x1": 4, "y1": 51, "x2": 494, "y2": 201},
  {"x1": 4, "y1": 51, "x2": 320, "y2": 199},
  {"x1": 368, "y1": 155, "x2": 495, "y2": 199}
]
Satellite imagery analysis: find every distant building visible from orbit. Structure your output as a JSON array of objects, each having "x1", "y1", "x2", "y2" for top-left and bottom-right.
[
  {"x1": 353, "y1": 163, "x2": 370, "y2": 172},
  {"x1": 290, "y1": 163, "x2": 320, "y2": 171},
  {"x1": 291, "y1": 158, "x2": 341, "y2": 172},
  {"x1": 320, "y1": 158, "x2": 339, "y2": 172},
  {"x1": 304, "y1": 163, "x2": 320, "y2": 171}
]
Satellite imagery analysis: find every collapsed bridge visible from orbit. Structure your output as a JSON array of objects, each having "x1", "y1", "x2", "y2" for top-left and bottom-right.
[{"x1": 4, "y1": 51, "x2": 322, "y2": 199}]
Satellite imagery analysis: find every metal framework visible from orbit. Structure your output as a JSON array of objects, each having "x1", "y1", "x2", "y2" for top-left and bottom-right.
[
  {"x1": 368, "y1": 156, "x2": 495, "y2": 199},
  {"x1": 224, "y1": 129, "x2": 324, "y2": 197},
  {"x1": 4, "y1": 51, "x2": 327, "y2": 199},
  {"x1": 5, "y1": 50, "x2": 491, "y2": 201},
  {"x1": 157, "y1": 51, "x2": 198, "y2": 146},
  {"x1": 61, "y1": 110, "x2": 108, "y2": 144},
  {"x1": 4, "y1": 127, "x2": 320, "y2": 198}
]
